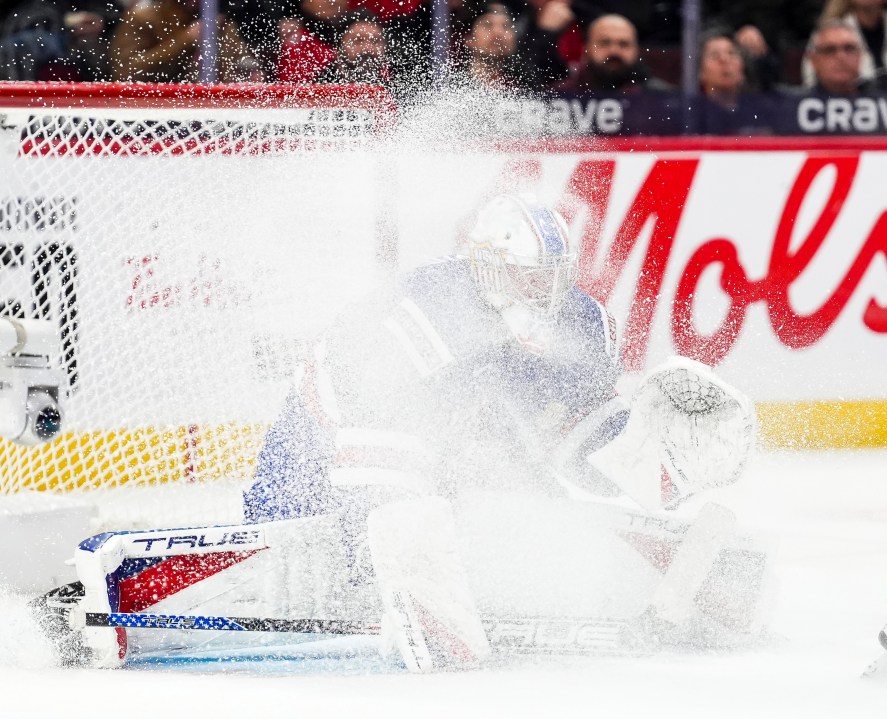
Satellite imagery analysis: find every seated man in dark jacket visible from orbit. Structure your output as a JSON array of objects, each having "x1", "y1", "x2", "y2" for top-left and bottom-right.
[{"x1": 552, "y1": 13, "x2": 671, "y2": 93}]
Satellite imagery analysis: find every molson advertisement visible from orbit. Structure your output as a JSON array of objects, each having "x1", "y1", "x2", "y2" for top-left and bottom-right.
[{"x1": 396, "y1": 142, "x2": 887, "y2": 448}]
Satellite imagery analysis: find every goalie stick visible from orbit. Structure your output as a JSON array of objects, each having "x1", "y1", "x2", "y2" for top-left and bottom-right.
[
  {"x1": 86, "y1": 614, "x2": 378, "y2": 634},
  {"x1": 82, "y1": 611, "x2": 650, "y2": 656}
]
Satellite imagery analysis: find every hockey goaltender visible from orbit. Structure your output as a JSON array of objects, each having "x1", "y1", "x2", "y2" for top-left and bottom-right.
[{"x1": 33, "y1": 195, "x2": 766, "y2": 671}]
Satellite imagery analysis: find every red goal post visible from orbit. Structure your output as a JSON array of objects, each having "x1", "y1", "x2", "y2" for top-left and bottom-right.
[{"x1": 0, "y1": 81, "x2": 396, "y2": 500}]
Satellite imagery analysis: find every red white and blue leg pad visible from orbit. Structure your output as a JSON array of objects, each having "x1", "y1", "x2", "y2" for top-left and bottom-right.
[{"x1": 71, "y1": 525, "x2": 268, "y2": 667}]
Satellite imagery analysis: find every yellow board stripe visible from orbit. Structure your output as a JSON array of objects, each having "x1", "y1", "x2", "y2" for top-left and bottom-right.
[
  {"x1": 756, "y1": 400, "x2": 887, "y2": 449},
  {"x1": 1, "y1": 403, "x2": 885, "y2": 495},
  {"x1": 0, "y1": 424, "x2": 268, "y2": 494}
]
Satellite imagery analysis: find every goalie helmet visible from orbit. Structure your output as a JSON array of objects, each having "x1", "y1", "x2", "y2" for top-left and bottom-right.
[{"x1": 468, "y1": 194, "x2": 578, "y2": 316}]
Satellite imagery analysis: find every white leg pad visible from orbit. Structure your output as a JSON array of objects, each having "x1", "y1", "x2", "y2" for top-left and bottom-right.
[
  {"x1": 650, "y1": 501, "x2": 737, "y2": 628},
  {"x1": 368, "y1": 497, "x2": 490, "y2": 672}
]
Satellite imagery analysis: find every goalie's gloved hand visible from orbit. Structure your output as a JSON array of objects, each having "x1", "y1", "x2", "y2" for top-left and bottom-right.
[
  {"x1": 583, "y1": 356, "x2": 755, "y2": 512},
  {"x1": 642, "y1": 357, "x2": 755, "y2": 504}
]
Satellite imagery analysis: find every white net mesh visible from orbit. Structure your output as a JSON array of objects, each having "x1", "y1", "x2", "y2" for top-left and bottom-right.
[
  {"x1": 18, "y1": 107, "x2": 376, "y2": 156},
  {"x1": 0, "y1": 83, "x2": 392, "y2": 501}
]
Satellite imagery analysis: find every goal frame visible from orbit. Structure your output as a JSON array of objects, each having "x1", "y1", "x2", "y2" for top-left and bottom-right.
[{"x1": 0, "y1": 80, "x2": 396, "y2": 490}]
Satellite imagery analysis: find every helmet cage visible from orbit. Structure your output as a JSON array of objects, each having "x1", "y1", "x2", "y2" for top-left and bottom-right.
[
  {"x1": 470, "y1": 244, "x2": 578, "y2": 315},
  {"x1": 502, "y1": 251, "x2": 579, "y2": 315}
]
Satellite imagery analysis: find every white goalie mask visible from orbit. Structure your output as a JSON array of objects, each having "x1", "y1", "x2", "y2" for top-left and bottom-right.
[{"x1": 468, "y1": 195, "x2": 578, "y2": 316}]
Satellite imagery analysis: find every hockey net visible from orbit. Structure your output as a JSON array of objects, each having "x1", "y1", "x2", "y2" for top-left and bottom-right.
[{"x1": 0, "y1": 82, "x2": 395, "y2": 509}]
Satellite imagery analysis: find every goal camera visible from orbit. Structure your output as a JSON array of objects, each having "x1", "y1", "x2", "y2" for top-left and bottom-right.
[{"x1": 0, "y1": 318, "x2": 64, "y2": 445}]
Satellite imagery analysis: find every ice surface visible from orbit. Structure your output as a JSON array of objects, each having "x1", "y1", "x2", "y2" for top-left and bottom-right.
[{"x1": 2, "y1": 449, "x2": 887, "y2": 718}]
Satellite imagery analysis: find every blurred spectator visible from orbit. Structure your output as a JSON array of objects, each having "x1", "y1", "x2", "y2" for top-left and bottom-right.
[
  {"x1": 110, "y1": 0, "x2": 257, "y2": 82},
  {"x1": 579, "y1": 0, "x2": 682, "y2": 46},
  {"x1": 454, "y1": 2, "x2": 527, "y2": 90},
  {"x1": 507, "y1": 0, "x2": 682, "y2": 47},
  {"x1": 277, "y1": 0, "x2": 348, "y2": 83},
  {"x1": 504, "y1": 0, "x2": 683, "y2": 88},
  {"x1": 699, "y1": 32, "x2": 745, "y2": 100},
  {"x1": 694, "y1": 31, "x2": 774, "y2": 135},
  {"x1": 551, "y1": 13, "x2": 671, "y2": 93},
  {"x1": 315, "y1": 10, "x2": 388, "y2": 84},
  {"x1": 704, "y1": 0, "x2": 821, "y2": 89},
  {"x1": 514, "y1": 0, "x2": 585, "y2": 90},
  {"x1": 223, "y1": 0, "x2": 298, "y2": 79},
  {"x1": 351, "y1": 0, "x2": 429, "y2": 89},
  {"x1": 276, "y1": 0, "x2": 428, "y2": 87},
  {"x1": 804, "y1": 18, "x2": 878, "y2": 95},
  {"x1": 0, "y1": 0, "x2": 123, "y2": 81},
  {"x1": 807, "y1": 0, "x2": 887, "y2": 87}
]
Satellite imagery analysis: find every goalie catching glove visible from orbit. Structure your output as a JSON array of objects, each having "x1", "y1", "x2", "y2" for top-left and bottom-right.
[{"x1": 581, "y1": 356, "x2": 755, "y2": 512}]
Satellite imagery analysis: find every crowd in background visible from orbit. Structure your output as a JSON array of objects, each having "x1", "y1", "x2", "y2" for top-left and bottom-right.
[{"x1": 0, "y1": 0, "x2": 886, "y2": 132}]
